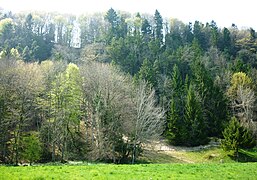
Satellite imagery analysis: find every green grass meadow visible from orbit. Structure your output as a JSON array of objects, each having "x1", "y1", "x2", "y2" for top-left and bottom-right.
[{"x1": 1, "y1": 163, "x2": 257, "y2": 180}]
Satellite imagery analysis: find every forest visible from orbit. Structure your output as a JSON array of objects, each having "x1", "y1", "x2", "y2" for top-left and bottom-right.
[{"x1": 0, "y1": 8, "x2": 257, "y2": 165}]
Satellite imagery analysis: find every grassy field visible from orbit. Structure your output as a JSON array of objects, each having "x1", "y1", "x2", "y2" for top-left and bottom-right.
[{"x1": 1, "y1": 163, "x2": 257, "y2": 179}]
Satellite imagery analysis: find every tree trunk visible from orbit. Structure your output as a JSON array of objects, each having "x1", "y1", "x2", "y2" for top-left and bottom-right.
[
  {"x1": 52, "y1": 141, "x2": 55, "y2": 161},
  {"x1": 15, "y1": 114, "x2": 23, "y2": 165},
  {"x1": 61, "y1": 144, "x2": 65, "y2": 163},
  {"x1": 61, "y1": 126, "x2": 67, "y2": 163},
  {"x1": 112, "y1": 145, "x2": 116, "y2": 164},
  {"x1": 131, "y1": 141, "x2": 136, "y2": 164},
  {"x1": 3, "y1": 142, "x2": 6, "y2": 163},
  {"x1": 236, "y1": 147, "x2": 239, "y2": 161},
  {"x1": 14, "y1": 133, "x2": 19, "y2": 166}
]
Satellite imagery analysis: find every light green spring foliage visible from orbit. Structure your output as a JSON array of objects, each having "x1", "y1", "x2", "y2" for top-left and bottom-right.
[
  {"x1": 21, "y1": 132, "x2": 42, "y2": 164},
  {"x1": 50, "y1": 63, "x2": 83, "y2": 121},
  {"x1": 47, "y1": 63, "x2": 83, "y2": 134},
  {"x1": 0, "y1": 18, "x2": 13, "y2": 34},
  {"x1": 63, "y1": 63, "x2": 83, "y2": 122},
  {"x1": 0, "y1": 48, "x2": 21, "y2": 60},
  {"x1": 228, "y1": 72, "x2": 252, "y2": 97},
  {"x1": 0, "y1": 163, "x2": 257, "y2": 179},
  {"x1": 231, "y1": 72, "x2": 252, "y2": 87},
  {"x1": 0, "y1": 50, "x2": 6, "y2": 59}
]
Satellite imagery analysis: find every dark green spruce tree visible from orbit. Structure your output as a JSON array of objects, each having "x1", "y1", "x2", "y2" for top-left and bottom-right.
[
  {"x1": 104, "y1": 8, "x2": 127, "y2": 44},
  {"x1": 184, "y1": 83, "x2": 208, "y2": 146},
  {"x1": 166, "y1": 64, "x2": 186, "y2": 145},
  {"x1": 154, "y1": 10, "x2": 163, "y2": 46},
  {"x1": 138, "y1": 58, "x2": 157, "y2": 88},
  {"x1": 191, "y1": 61, "x2": 228, "y2": 137},
  {"x1": 105, "y1": 8, "x2": 120, "y2": 43},
  {"x1": 141, "y1": 19, "x2": 152, "y2": 42},
  {"x1": 222, "y1": 117, "x2": 256, "y2": 158}
]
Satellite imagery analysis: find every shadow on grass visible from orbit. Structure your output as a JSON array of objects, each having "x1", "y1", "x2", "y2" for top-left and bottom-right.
[
  {"x1": 133, "y1": 159, "x2": 151, "y2": 164},
  {"x1": 138, "y1": 149, "x2": 184, "y2": 164},
  {"x1": 229, "y1": 149, "x2": 257, "y2": 162}
]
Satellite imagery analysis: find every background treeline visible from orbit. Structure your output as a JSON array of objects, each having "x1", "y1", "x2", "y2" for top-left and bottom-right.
[{"x1": 0, "y1": 8, "x2": 257, "y2": 164}]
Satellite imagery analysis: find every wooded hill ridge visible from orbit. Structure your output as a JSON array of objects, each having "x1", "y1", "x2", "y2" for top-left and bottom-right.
[{"x1": 0, "y1": 8, "x2": 257, "y2": 165}]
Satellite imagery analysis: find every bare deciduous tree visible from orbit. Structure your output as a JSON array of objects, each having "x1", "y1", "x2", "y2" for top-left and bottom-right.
[
  {"x1": 130, "y1": 82, "x2": 165, "y2": 164},
  {"x1": 80, "y1": 62, "x2": 165, "y2": 163},
  {"x1": 80, "y1": 62, "x2": 133, "y2": 162},
  {"x1": 232, "y1": 86, "x2": 256, "y2": 132},
  {"x1": 228, "y1": 72, "x2": 256, "y2": 140},
  {"x1": 0, "y1": 60, "x2": 44, "y2": 164}
]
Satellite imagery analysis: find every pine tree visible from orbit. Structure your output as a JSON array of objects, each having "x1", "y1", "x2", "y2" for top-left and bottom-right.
[
  {"x1": 171, "y1": 64, "x2": 182, "y2": 94},
  {"x1": 166, "y1": 64, "x2": 186, "y2": 145},
  {"x1": 138, "y1": 58, "x2": 156, "y2": 88},
  {"x1": 184, "y1": 83, "x2": 208, "y2": 146},
  {"x1": 154, "y1": 10, "x2": 163, "y2": 46},
  {"x1": 22, "y1": 46, "x2": 31, "y2": 62},
  {"x1": 193, "y1": 21, "x2": 206, "y2": 50},
  {"x1": 192, "y1": 61, "x2": 228, "y2": 137},
  {"x1": 222, "y1": 117, "x2": 240, "y2": 157},
  {"x1": 141, "y1": 19, "x2": 152, "y2": 42},
  {"x1": 105, "y1": 8, "x2": 119, "y2": 43},
  {"x1": 166, "y1": 98, "x2": 186, "y2": 145},
  {"x1": 222, "y1": 117, "x2": 256, "y2": 158},
  {"x1": 210, "y1": 20, "x2": 219, "y2": 47},
  {"x1": 105, "y1": 8, "x2": 127, "y2": 44}
]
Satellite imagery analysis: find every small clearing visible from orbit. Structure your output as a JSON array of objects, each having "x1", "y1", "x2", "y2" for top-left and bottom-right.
[{"x1": 141, "y1": 139, "x2": 222, "y2": 163}]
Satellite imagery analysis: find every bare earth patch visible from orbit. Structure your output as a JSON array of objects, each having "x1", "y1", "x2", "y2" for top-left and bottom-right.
[{"x1": 142, "y1": 139, "x2": 221, "y2": 163}]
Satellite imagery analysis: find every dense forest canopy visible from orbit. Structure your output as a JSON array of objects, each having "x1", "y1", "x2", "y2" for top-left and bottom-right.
[{"x1": 0, "y1": 8, "x2": 256, "y2": 164}]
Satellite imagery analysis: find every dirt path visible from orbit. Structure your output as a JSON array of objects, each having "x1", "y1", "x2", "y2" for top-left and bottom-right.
[
  {"x1": 148, "y1": 139, "x2": 219, "y2": 151},
  {"x1": 143, "y1": 139, "x2": 220, "y2": 163}
]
